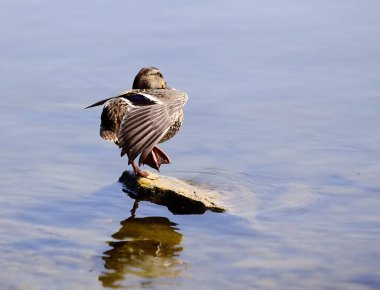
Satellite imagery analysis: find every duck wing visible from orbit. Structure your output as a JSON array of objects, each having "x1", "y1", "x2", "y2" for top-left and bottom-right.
[
  {"x1": 86, "y1": 90, "x2": 160, "y2": 143},
  {"x1": 85, "y1": 96, "x2": 115, "y2": 109},
  {"x1": 118, "y1": 89, "x2": 188, "y2": 165},
  {"x1": 85, "y1": 89, "x2": 158, "y2": 109}
]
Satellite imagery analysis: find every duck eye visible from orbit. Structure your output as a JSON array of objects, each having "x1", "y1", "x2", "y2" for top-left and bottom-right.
[{"x1": 157, "y1": 72, "x2": 163, "y2": 77}]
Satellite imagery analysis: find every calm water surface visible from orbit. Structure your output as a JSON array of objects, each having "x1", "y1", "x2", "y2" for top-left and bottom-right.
[{"x1": 1, "y1": 1, "x2": 380, "y2": 289}]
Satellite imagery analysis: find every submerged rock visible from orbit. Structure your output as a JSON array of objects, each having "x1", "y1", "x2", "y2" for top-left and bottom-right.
[{"x1": 119, "y1": 171, "x2": 226, "y2": 215}]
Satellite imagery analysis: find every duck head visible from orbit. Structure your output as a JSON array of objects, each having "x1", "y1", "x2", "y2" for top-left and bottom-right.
[{"x1": 132, "y1": 67, "x2": 167, "y2": 89}]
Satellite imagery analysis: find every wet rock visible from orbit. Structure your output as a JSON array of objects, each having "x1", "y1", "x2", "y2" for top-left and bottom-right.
[{"x1": 119, "y1": 171, "x2": 226, "y2": 215}]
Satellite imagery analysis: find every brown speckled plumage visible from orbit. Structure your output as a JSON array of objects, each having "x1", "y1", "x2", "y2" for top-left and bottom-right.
[
  {"x1": 161, "y1": 110, "x2": 184, "y2": 143},
  {"x1": 86, "y1": 67, "x2": 188, "y2": 176},
  {"x1": 99, "y1": 98, "x2": 128, "y2": 144}
]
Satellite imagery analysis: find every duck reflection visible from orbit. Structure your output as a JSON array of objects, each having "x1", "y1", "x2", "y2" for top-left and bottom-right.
[{"x1": 99, "y1": 202, "x2": 185, "y2": 288}]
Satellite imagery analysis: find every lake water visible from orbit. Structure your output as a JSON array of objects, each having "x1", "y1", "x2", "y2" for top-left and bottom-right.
[{"x1": 1, "y1": 1, "x2": 380, "y2": 289}]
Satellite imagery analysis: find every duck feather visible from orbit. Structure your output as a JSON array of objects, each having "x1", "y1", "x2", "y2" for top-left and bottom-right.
[{"x1": 118, "y1": 90, "x2": 187, "y2": 164}]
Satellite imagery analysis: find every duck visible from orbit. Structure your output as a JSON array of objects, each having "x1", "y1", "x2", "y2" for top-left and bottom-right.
[{"x1": 86, "y1": 67, "x2": 188, "y2": 177}]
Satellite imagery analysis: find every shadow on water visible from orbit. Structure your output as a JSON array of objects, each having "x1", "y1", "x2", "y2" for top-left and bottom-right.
[{"x1": 99, "y1": 201, "x2": 186, "y2": 288}]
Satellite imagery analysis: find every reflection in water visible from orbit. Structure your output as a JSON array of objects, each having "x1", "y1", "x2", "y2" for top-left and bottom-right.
[{"x1": 99, "y1": 203, "x2": 185, "y2": 288}]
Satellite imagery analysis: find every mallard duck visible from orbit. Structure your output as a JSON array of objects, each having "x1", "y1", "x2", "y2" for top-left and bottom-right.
[{"x1": 86, "y1": 67, "x2": 188, "y2": 177}]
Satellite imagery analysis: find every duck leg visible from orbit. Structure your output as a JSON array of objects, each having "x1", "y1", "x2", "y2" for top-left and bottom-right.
[
  {"x1": 131, "y1": 161, "x2": 149, "y2": 178},
  {"x1": 142, "y1": 146, "x2": 171, "y2": 171}
]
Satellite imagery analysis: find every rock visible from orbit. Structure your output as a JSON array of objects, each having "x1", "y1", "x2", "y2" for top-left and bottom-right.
[{"x1": 119, "y1": 171, "x2": 226, "y2": 215}]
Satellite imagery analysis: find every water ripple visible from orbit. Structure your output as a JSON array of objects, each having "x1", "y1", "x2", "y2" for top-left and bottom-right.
[{"x1": 170, "y1": 166, "x2": 320, "y2": 223}]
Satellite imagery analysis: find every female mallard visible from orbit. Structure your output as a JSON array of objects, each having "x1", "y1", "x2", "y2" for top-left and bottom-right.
[{"x1": 86, "y1": 67, "x2": 188, "y2": 177}]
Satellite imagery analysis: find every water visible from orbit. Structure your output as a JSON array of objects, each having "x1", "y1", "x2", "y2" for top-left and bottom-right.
[{"x1": 1, "y1": 0, "x2": 380, "y2": 289}]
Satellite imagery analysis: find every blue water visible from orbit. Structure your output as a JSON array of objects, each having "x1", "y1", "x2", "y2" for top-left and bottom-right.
[{"x1": 1, "y1": 0, "x2": 380, "y2": 289}]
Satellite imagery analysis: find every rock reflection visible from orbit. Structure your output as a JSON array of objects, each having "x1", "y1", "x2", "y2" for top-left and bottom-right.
[{"x1": 99, "y1": 204, "x2": 185, "y2": 288}]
